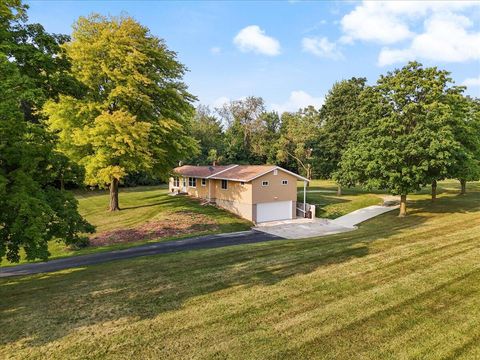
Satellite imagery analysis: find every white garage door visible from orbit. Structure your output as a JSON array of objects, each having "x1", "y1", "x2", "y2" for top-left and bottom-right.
[{"x1": 256, "y1": 201, "x2": 293, "y2": 223}]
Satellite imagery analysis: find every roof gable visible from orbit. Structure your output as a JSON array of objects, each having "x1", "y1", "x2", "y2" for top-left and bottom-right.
[{"x1": 173, "y1": 164, "x2": 309, "y2": 182}]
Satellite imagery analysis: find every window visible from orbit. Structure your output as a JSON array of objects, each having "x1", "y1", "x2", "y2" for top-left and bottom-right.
[
  {"x1": 240, "y1": 181, "x2": 245, "y2": 185},
  {"x1": 173, "y1": 177, "x2": 179, "y2": 187},
  {"x1": 188, "y1": 177, "x2": 196, "y2": 187},
  {"x1": 201, "y1": 178, "x2": 206, "y2": 186},
  {"x1": 262, "y1": 181, "x2": 269, "y2": 186},
  {"x1": 221, "y1": 179, "x2": 228, "y2": 190},
  {"x1": 282, "y1": 180, "x2": 288, "y2": 185}
]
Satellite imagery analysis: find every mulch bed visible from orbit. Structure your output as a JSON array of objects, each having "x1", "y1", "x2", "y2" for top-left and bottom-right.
[{"x1": 89, "y1": 211, "x2": 219, "y2": 247}]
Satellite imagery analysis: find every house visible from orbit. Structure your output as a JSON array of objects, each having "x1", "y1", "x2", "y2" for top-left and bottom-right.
[{"x1": 169, "y1": 164, "x2": 309, "y2": 223}]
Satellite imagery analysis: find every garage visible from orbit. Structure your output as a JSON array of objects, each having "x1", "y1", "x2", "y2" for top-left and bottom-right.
[{"x1": 256, "y1": 201, "x2": 293, "y2": 223}]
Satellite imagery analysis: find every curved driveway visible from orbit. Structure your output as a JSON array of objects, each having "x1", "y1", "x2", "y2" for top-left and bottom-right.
[{"x1": 0, "y1": 231, "x2": 282, "y2": 278}]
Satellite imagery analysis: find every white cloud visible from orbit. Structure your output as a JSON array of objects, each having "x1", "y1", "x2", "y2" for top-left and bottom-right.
[
  {"x1": 302, "y1": 36, "x2": 344, "y2": 60},
  {"x1": 462, "y1": 76, "x2": 480, "y2": 87},
  {"x1": 210, "y1": 46, "x2": 221, "y2": 54},
  {"x1": 233, "y1": 25, "x2": 281, "y2": 56},
  {"x1": 271, "y1": 91, "x2": 324, "y2": 113},
  {"x1": 339, "y1": 1, "x2": 480, "y2": 66},
  {"x1": 341, "y1": 2, "x2": 413, "y2": 44},
  {"x1": 212, "y1": 96, "x2": 230, "y2": 108},
  {"x1": 378, "y1": 13, "x2": 480, "y2": 66}
]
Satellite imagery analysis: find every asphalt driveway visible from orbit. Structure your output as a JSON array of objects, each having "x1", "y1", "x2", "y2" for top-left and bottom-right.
[{"x1": 0, "y1": 230, "x2": 283, "y2": 278}]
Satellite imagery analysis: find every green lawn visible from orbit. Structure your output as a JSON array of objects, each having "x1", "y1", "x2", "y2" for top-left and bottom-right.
[
  {"x1": 1, "y1": 186, "x2": 252, "y2": 266},
  {"x1": 298, "y1": 179, "x2": 385, "y2": 218},
  {"x1": 297, "y1": 179, "x2": 473, "y2": 218},
  {"x1": 1, "y1": 181, "x2": 479, "y2": 359}
]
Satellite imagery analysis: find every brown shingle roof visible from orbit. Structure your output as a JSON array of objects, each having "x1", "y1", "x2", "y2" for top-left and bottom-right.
[
  {"x1": 173, "y1": 165, "x2": 235, "y2": 178},
  {"x1": 173, "y1": 164, "x2": 309, "y2": 182},
  {"x1": 209, "y1": 165, "x2": 277, "y2": 181}
]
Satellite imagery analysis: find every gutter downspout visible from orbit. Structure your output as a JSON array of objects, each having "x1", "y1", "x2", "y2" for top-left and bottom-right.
[
  {"x1": 208, "y1": 179, "x2": 211, "y2": 202},
  {"x1": 303, "y1": 180, "x2": 307, "y2": 217}
]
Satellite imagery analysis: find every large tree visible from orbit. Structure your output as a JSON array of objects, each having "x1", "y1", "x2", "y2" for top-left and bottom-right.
[
  {"x1": 317, "y1": 77, "x2": 366, "y2": 194},
  {"x1": 276, "y1": 106, "x2": 322, "y2": 180},
  {"x1": 187, "y1": 105, "x2": 225, "y2": 165},
  {"x1": 0, "y1": 2, "x2": 93, "y2": 263},
  {"x1": 219, "y1": 96, "x2": 270, "y2": 164},
  {"x1": 334, "y1": 62, "x2": 459, "y2": 216},
  {"x1": 44, "y1": 14, "x2": 198, "y2": 211},
  {"x1": 447, "y1": 95, "x2": 480, "y2": 195}
]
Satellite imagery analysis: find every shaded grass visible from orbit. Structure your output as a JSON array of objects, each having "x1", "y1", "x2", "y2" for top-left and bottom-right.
[
  {"x1": 1, "y1": 186, "x2": 252, "y2": 266},
  {"x1": 299, "y1": 179, "x2": 478, "y2": 219},
  {"x1": 0, "y1": 182, "x2": 479, "y2": 359},
  {"x1": 298, "y1": 180, "x2": 385, "y2": 218}
]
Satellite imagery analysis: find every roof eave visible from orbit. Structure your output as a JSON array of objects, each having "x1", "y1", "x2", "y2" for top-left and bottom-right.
[{"x1": 246, "y1": 166, "x2": 310, "y2": 182}]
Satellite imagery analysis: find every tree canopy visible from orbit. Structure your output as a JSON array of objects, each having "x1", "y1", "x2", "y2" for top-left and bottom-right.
[
  {"x1": 334, "y1": 62, "x2": 461, "y2": 216},
  {"x1": 44, "y1": 14, "x2": 198, "y2": 211},
  {"x1": 277, "y1": 106, "x2": 322, "y2": 180},
  {"x1": 317, "y1": 77, "x2": 366, "y2": 181},
  {"x1": 447, "y1": 96, "x2": 480, "y2": 194},
  {"x1": 0, "y1": 2, "x2": 93, "y2": 263}
]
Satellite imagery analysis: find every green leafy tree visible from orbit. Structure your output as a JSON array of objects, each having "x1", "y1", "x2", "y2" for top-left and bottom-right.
[
  {"x1": 277, "y1": 106, "x2": 322, "y2": 180},
  {"x1": 447, "y1": 96, "x2": 480, "y2": 195},
  {"x1": 1, "y1": 2, "x2": 93, "y2": 263},
  {"x1": 334, "y1": 62, "x2": 459, "y2": 216},
  {"x1": 219, "y1": 97, "x2": 285, "y2": 165},
  {"x1": 187, "y1": 105, "x2": 225, "y2": 165},
  {"x1": 251, "y1": 111, "x2": 281, "y2": 164},
  {"x1": 220, "y1": 96, "x2": 269, "y2": 164},
  {"x1": 318, "y1": 77, "x2": 366, "y2": 194},
  {"x1": 44, "y1": 14, "x2": 198, "y2": 211}
]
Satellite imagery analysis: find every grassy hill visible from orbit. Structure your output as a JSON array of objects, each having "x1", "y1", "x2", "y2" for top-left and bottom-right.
[
  {"x1": 1, "y1": 186, "x2": 252, "y2": 266},
  {"x1": 1, "y1": 181, "x2": 479, "y2": 359}
]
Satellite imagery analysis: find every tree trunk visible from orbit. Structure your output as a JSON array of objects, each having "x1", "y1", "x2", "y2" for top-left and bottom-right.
[
  {"x1": 399, "y1": 194, "x2": 407, "y2": 217},
  {"x1": 306, "y1": 164, "x2": 312, "y2": 187},
  {"x1": 306, "y1": 164, "x2": 312, "y2": 181},
  {"x1": 337, "y1": 184, "x2": 342, "y2": 196},
  {"x1": 431, "y1": 180, "x2": 437, "y2": 201},
  {"x1": 460, "y1": 179, "x2": 467, "y2": 195},
  {"x1": 109, "y1": 178, "x2": 120, "y2": 211}
]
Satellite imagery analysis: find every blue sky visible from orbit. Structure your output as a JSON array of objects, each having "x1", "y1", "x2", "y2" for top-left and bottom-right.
[{"x1": 26, "y1": 0, "x2": 480, "y2": 112}]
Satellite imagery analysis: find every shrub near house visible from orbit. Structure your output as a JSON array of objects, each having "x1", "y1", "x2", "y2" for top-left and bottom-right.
[{"x1": 170, "y1": 165, "x2": 309, "y2": 223}]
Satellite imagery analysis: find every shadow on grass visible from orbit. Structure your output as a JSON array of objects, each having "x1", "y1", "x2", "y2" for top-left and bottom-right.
[
  {"x1": 275, "y1": 266, "x2": 480, "y2": 358},
  {"x1": 0, "y1": 190, "x2": 478, "y2": 349},
  {"x1": 0, "y1": 216, "x2": 429, "y2": 348},
  {"x1": 409, "y1": 192, "x2": 480, "y2": 216},
  {"x1": 73, "y1": 185, "x2": 168, "y2": 198}
]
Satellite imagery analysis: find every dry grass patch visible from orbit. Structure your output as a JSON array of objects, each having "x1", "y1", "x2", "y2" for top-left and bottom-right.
[{"x1": 89, "y1": 211, "x2": 218, "y2": 246}]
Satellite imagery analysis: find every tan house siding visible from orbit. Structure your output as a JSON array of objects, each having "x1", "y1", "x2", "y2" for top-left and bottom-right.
[
  {"x1": 188, "y1": 178, "x2": 209, "y2": 199},
  {"x1": 212, "y1": 180, "x2": 253, "y2": 221},
  {"x1": 169, "y1": 176, "x2": 209, "y2": 199},
  {"x1": 215, "y1": 199, "x2": 253, "y2": 221},
  {"x1": 208, "y1": 179, "x2": 216, "y2": 201},
  {"x1": 171, "y1": 166, "x2": 306, "y2": 223},
  {"x1": 251, "y1": 170, "x2": 299, "y2": 204},
  {"x1": 213, "y1": 180, "x2": 252, "y2": 204}
]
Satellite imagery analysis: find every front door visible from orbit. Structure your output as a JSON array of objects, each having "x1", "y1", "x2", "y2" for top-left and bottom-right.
[{"x1": 182, "y1": 178, "x2": 187, "y2": 192}]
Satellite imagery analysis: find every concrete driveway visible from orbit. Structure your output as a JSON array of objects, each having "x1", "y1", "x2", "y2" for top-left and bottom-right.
[
  {"x1": 254, "y1": 218, "x2": 353, "y2": 239},
  {"x1": 254, "y1": 205, "x2": 399, "y2": 239}
]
